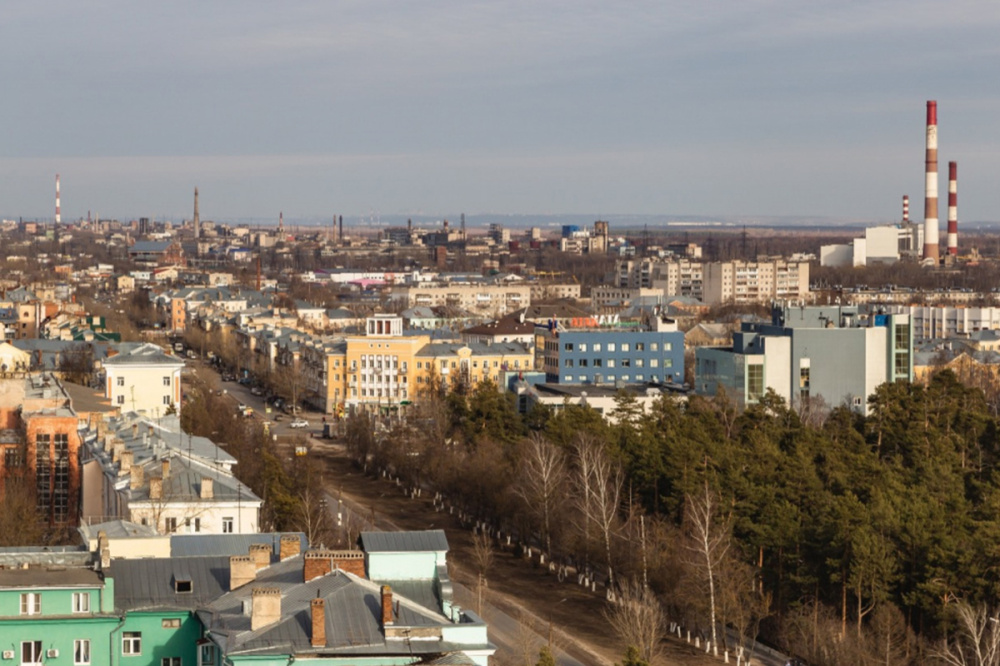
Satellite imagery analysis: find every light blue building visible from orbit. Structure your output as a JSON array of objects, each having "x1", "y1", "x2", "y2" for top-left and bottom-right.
[{"x1": 542, "y1": 316, "x2": 685, "y2": 386}]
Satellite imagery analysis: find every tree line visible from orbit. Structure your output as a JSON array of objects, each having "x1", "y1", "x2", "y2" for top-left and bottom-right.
[{"x1": 343, "y1": 372, "x2": 1000, "y2": 665}]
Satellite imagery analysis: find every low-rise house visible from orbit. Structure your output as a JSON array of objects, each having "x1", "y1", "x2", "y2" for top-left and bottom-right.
[{"x1": 103, "y1": 342, "x2": 184, "y2": 417}]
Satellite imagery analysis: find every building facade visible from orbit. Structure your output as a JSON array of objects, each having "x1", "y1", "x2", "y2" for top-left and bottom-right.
[{"x1": 103, "y1": 343, "x2": 184, "y2": 417}]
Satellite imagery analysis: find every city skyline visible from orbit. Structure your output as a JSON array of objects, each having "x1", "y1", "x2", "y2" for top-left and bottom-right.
[{"x1": 4, "y1": 1, "x2": 1000, "y2": 222}]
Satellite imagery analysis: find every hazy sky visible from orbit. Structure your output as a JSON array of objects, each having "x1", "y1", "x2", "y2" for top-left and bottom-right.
[{"x1": 3, "y1": 0, "x2": 1000, "y2": 223}]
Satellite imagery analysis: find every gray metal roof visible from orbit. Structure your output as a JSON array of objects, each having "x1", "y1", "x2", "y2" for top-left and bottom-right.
[
  {"x1": 170, "y1": 533, "x2": 306, "y2": 558},
  {"x1": 0, "y1": 567, "x2": 104, "y2": 589},
  {"x1": 201, "y1": 557, "x2": 463, "y2": 656},
  {"x1": 359, "y1": 530, "x2": 449, "y2": 553},
  {"x1": 79, "y1": 520, "x2": 159, "y2": 540},
  {"x1": 110, "y1": 555, "x2": 231, "y2": 610}
]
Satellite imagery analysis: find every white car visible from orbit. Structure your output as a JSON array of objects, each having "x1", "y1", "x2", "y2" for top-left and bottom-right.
[{"x1": 289, "y1": 419, "x2": 309, "y2": 429}]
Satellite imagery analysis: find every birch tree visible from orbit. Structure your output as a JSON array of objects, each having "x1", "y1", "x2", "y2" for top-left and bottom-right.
[
  {"x1": 684, "y1": 482, "x2": 730, "y2": 653},
  {"x1": 575, "y1": 434, "x2": 623, "y2": 594},
  {"x1": 515, "y1": 433, "x2": 567, "y2": 556}
]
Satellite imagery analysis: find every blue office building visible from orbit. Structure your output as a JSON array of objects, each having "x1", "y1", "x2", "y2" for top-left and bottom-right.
[{"x1": 542, "y1": 318, "x2": 685, "y2": 385}]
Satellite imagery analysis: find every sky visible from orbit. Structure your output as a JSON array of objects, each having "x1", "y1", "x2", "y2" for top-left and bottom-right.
[{"x1": 3, "y1": 0, "x2": 1000, "y2": 224}]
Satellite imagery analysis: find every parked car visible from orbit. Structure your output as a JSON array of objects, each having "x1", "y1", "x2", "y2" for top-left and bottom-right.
[
  {"x1": 250, "y1": 387, "x2": 263, "y2": 396},
  {"x1": 237, "y1": 403, "x2": 248, "y2": 412},
  {"x1": 289, "y1": 419, "x2": 309, "y2": 429}
]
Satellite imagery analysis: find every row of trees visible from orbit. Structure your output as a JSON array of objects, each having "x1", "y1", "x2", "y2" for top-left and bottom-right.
[{"x1": 344, "y1": 371, "x2": 1000, "y2": 664}]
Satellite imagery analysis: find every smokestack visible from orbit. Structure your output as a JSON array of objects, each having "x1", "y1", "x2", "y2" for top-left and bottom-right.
[
  {"x1": 279, "y1": 211, "x2": 284, "y2": 234},
  {"x1": 339, "y1": 215, "x2": 343, "y2": 241},
  {"x1": 55, "y1": 174, "x2": 61, "y2": 225},
  {"x1": 902, "y1": 195, "x2": 909, "y2": 224},
  {"x1": 922, "y1": 100, "x2": 939, "y2": 263},
  {"x1": 947, "y1": 161, "x2": 958, "y2": 256},
  {"x1": 193, "y1": 187, "x2": 200, "y2": 239},
  {"x1": 311, "y1": 597, "x2": 326, "y2": 648}
]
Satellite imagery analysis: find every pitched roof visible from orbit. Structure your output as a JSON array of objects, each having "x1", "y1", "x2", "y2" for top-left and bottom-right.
[{"x1": 359, "y1": 530, "x2": 449, "y2": 553}]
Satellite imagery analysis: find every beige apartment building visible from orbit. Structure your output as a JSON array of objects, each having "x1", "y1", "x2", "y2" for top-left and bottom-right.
[
  {"x1": 613, "y1": 259, "x2": 810, "y2": 305},
  {"x1": 390, "y1": 283, "x2": 531, "y2": 318}
]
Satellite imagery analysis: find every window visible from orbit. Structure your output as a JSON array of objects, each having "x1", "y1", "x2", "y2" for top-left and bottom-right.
[
  {"x1": 122, "y1": 632, "x2": 141, "y2": 655},
  {"x1": 563, "y1": 343, "x2": 573, "y2": 351},
  {"x1": 593, "y1": 359, "x2": 602, "y2": 367},
  {"x1": 200, "y1": 645, "x2": 215, "y2": 666},
  {"x1": 635, "y1": 343, "x2": 644, "y2": 351},
  {"x1": 607, "y1": 343, "x2": 616, "y2": 352},
  {"x1": 20, "y1": 592, "x2": 41, "y2": 615},
  {"x1": 579, "y1": 359, "x2": 588, "y2": 367},
  {"x1": 74, "y1": 639, "x2": 91, "y2": 665},
  {"x1": 117, "y1": 395, "x2": 125, "y2": 405},
  {"x1": 72, "y1": 592, "x2": 90, "y2": 613},
  {"x1": 21, "y1": 641, "x2": 42, "y2": 666},
  {"x1": 165, "y1": 517, "x2": 177, "y2": 533},
  {"x1": 163, "y1": 376, "x2": 171, "y2": 386},
  {"x1": 607, "y1": 360, "x2": 615, "y2": 368},
  {"x1": 117, "y1": 377, "x2": 125, "y2": 386},
  {"x1": 578, "y1": 343, "x2": 587, "y2": 352},
  {"x1": 163, "y1": 395, "x2": 171, "y2": 405},
  {"x1": 650, "y1": 343, "x2": 659, "y2": 351},
  {"x1": 747, "y1": 363, "x2": 764, "y2": 402},
  {"x1": 621, "y1": 343, "x2": 630, "y2": 352},
  {"x1": 563, "y1": 359, "x2": 573, "y2": 367},
  {"x1": 162, "y1": 658, "x2": 181, "y2": 666},
  {"x1": 593, "y1": 343, "x2": 601, "y2": 352},
  {"x1": 650, "y1": 359, "x2": 659, "y2": 368},
  {"x1": 163, "y1": 617, "x2": 183, "y2": 627},
  {"x1": 222, "y1": 517, "x2": 234, "y2": 533},
  {"x1": 621, "y1": 359, "x2": 631, "y2": 367},
  {"x1": 4, "y1": 446, "x2": 22, "y2": 468}
]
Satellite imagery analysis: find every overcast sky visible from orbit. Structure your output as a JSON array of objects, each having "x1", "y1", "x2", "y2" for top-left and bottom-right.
[{"x1": 3, "y1": 0, "x2": 1000, "y2": 223}]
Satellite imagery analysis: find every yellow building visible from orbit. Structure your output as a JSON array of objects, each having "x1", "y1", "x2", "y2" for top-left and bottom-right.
[
  {"x1": 414, "y1": 341, "x2": 533, "y2": 394},
  {"x1": 344, "y1": 315, "x2": 429, "y2": 410}
]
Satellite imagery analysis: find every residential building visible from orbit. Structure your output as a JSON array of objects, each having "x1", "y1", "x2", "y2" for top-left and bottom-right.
[
  {"x1": 391, "y1": 282, "x2": 531, "y2": 318},
  {"x1": 344, "y1": 315, "x2": 430, "y2": 410},
  {"x1": 702, "y1": 260, "x2": 810, "y2": 305},
  {"x1": 415, "y1": 341, "x2": 533, "y2": 392},
  {"x1": 880, "y1": 304, "x2": 1000, "y2": 340},
  {"x1": 80, "y1": 413, "x2": 261, "y2": 534},
  {"x1": 695, "y1": 305, "x2": 913, "y2": 414},
  {"x1": 103, "y1": 343, "x2": 184, "y2": 417},
  {"x1": 0, "y1": 374, "x2": 84, "y2": 527}
]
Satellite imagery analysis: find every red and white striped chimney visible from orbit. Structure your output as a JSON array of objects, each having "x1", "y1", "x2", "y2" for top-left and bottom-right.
[
  {"x1": 947, "y1": 161, "x2": 958, "y2": 256},
  {"x1": 921, "y1": 100, "x2": 939, "y2": 263},
  {"x1": 55, "y1": 174, "x2": 61, "y2": 225},
  {"x1": 902, "y1": 195, "x2": 909, "y2": 224}
]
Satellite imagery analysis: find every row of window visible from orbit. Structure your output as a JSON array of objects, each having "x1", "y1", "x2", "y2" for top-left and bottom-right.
[
  {"x1": 562, "y1": 358, "x2": 672, "y2": 369},
  {"x1": 18, "y1": 635, "x2": 200, "y2": 665},
  {"x1": 561, "y1": 374, "x2": 671, "y2": 384},
  {"x1": 20, "y1": 591, "x2": 90, "y2": 615},
  {"x1": 550, "y1": 341, "x2": 671, "y2": 353},
  {"x1": 115, "y1": 395, "x2": 174, "y2": 406}
]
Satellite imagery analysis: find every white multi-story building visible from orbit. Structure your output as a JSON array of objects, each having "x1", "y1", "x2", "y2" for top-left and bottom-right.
[
  {"x1": 81, "y1": 414, "x2": 262, "y2": 535},
  {"x1": 880, "y1": 304, "x2": 1000, "y2": 340},
  {"x1": 103, "y1": 343, "x2": 184, "y2": 417}
]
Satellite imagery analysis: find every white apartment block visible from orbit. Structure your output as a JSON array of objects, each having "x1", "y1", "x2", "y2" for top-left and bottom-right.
[
  {"x1": 103, "y1": 343, "x2": 184, "y2": 417},
  {"x1": 881, "y1": 305, "x2": 1000, "y2": 340},
  {"x1": 613, "y1": 259, "x2": 809, "y2": 305},
  {"x1": 391, "y1": 283, "x2": 531, "y2": 318}
]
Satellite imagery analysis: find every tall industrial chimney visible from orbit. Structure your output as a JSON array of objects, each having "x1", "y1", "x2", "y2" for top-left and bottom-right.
[
  {"x1": 921, "y1": 100, "x2": 939, "y2": 263},
  {"x1": 193, "y1": 187, "x2": 201, "y2": 239},
  {"x1": 279, "y1": 211, "x2": 284, "y2": 234},
  {"x1": 55, "y1": 174, "x2": 61, "y2": 225},
  {"x1": 339, "y1": 215, "x2": 343, "y2": 242},
  {"x1": 947, "y1": 161, "x2": 958, "y2": 256},
  {"x1": 902, "y1": 195, "x2": 909, "y2": 224}
]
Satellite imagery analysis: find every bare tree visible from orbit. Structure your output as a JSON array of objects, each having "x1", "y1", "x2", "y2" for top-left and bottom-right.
[
  {"x1": 514, "y1": 433, "x2": 567, "y2": 557},
  {"x1": 472, "y1": 530, "x2": 495, "y2": 615},
  {"x1": 603, "y1": 578, "x2": 667, "y2": 663},
  {"x1": 684, "y1": 482, "x2": 731, "y2": 655},
  {"x1": 936, "y1": 600, "x2": 1000, "y2": 666},
  {"x1": 574, "y1": 434, "x2": 623, "y2": 594}
]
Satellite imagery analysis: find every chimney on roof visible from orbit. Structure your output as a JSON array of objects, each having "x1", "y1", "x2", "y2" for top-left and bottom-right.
[
  {"x1": 97, "y1": 530, "x2": 111, "y2": 570},
  {"x1": 230, "y1": 555, "x2": 256, "y2": 589},
  {"x1": 249, "y1": 543, "x2": 271, "y2": 570},
  {"x1": 148, "y1": 425, "x2": 154, "y2": 437},
  {"x1": 200, "y1": 477, "x2": 213, "y2": 500},
  {"x1": 381, "y1": 585, "x2": 394, "y2": 627},
  {"x1": 303, "y1": 551, "x2": 332, "y2": 582},
  {"x1": 279, "y1": 534, "x2": 300, "y2": 561},
  {"x1": 161, "y1": 458, "x2": 170, "y2": 479},
  {"x1": 119, "y1": 450, "x2": 133, "y2": 476},
  {"x1": 131, "y1": 423, "x2": 138, "y2": 439},
  {"x1": 129, "y1": 463, "x2": 144, "y2": 490},
  {"x1": 311, "y1": 596, "x2": 326, "y2": 648},
  {"x1": 149, "y1": 476, "x2": 162, "y2": 500},
  {"x1": 250, "y1": 587, "x2": 282, "y2": 631}
]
